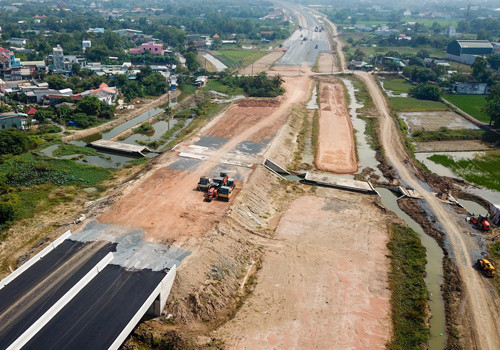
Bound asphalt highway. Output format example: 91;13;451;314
0;240;115;349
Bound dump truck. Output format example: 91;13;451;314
477;258;495;277
468;215;491;231
197;176;212;191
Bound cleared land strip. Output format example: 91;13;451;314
315;82;357;174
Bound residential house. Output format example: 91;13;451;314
53;45;64;72
7;38;27;47
82;40;91;51
81;83;118;105
194;76;208;88
451;82;489;95
113;29;143;37
87;28;105;34
129;42;164;55
0;113;27;129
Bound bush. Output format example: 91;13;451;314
410;83;441;101
0;129;35;155
0;202;14;226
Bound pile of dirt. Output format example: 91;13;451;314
237;99;281;108
315;83;357;174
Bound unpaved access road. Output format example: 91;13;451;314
217;193;391;349
356;71;500;350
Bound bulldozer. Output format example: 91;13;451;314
477;258;495;277
468;215;491;231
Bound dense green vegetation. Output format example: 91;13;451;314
387;224;429;350
0;151;110;233
389;97;449;112
218;72;284;97
53;144;98;157
0;129;36;156
133;122;155;136
443;95;489;123
411;127;499;143
429;151;500;191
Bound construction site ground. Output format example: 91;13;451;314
216;192;391;349
400;111;479;133
43;51;393;348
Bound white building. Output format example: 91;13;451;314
53;45;64;72
82;40;91;51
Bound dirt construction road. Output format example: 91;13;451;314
356;71;500;349
217;194;391;349
97;76;311;245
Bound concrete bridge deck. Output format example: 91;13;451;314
0;229;177;350
90;140;151;156
303;172;378;195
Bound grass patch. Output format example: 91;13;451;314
387;224;429;349
411;127;499;143
203;79;245;96
443;94;489;123
389;97;449;112
178;85;195;101
53;144;98;157
211;49;269;68
289;107;309;170
428;151;500;191
349;75;376;115
382;77;413;95
362;45;445;59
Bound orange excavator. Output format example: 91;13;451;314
468;215;491;231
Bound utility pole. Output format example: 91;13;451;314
251;62;254;76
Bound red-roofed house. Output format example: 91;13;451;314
82;83;118;105
26;107;37;115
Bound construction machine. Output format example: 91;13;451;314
477;258;495;277
218;186;233;202
204;184;218;202
197;176;211;192
467;215;491;231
